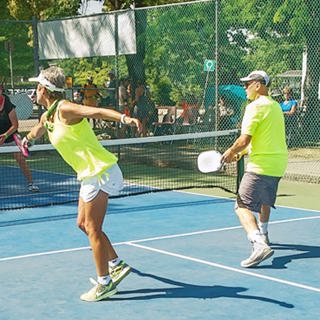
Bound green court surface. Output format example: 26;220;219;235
189;180;320;211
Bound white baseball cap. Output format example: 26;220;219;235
240;70;270;86
29;72;65;92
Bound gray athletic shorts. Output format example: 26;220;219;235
236;172;281;213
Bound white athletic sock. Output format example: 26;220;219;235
258;221;268;235
109;257;121;268
97;275;111;285
247;229;265;244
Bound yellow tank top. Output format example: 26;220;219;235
48;106;117;180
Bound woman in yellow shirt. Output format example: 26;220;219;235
25;66;141;302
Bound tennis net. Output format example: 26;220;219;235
0;130;243;210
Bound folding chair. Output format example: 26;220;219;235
153;106;177;136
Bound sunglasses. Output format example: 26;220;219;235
244;81;257;89
244;80;266;88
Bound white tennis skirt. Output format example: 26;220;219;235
79;164;124;202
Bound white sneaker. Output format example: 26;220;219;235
261;232;270;245
241;242;274;268
80;278;117;302
109;260;131;286
28;183;40;192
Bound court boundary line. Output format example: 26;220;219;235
1;215;319;262
179;190;320;213
127;242;320;293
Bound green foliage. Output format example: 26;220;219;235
103;0;189;11
42;0;80;19
144;2;217;104
242;37;303;77
1;0;81;83
1;0;319;125
0;20;34;82
152;77;175;106
56;57;117;87
7;0;80;20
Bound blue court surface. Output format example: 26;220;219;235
0;166;156;210
0;166;79;209
0;191;319;320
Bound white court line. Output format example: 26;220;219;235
270;215;320;224
1;215;319;263
179;189;320;213
0;226;242;262
0;246;90;261
127;242;320;293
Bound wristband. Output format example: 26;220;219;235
120;114;127;124
4;133;8;139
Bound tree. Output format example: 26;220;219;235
7;0;80;20
223;0;320;139
101;0;189;98
0;1;36;83
1;0;82;82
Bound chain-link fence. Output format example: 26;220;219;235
0;19;36;87
0;0;319;184
0;17;38;133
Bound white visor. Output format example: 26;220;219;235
29;73;65;92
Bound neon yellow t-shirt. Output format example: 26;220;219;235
241;96;288;177
48;108;117;180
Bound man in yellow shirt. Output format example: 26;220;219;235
222;70;288;268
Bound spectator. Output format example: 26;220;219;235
280;86;298;146
81;77;100;108
177;95;199;128
133;81;150;136
0;84;39;192
73;90;82;104
118;78;129;114
145;86;157;133
180;98;190;125
81;77;100;128
218;96;235;130
105;70;116;108
280;86;298;115
118;78;130;137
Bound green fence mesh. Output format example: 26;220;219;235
0;0;319;185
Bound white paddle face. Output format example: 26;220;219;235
9;93;33;120
197;150;223;173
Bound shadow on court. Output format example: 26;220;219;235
0;198;232;227
258;243;320;269
112;268;294;308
